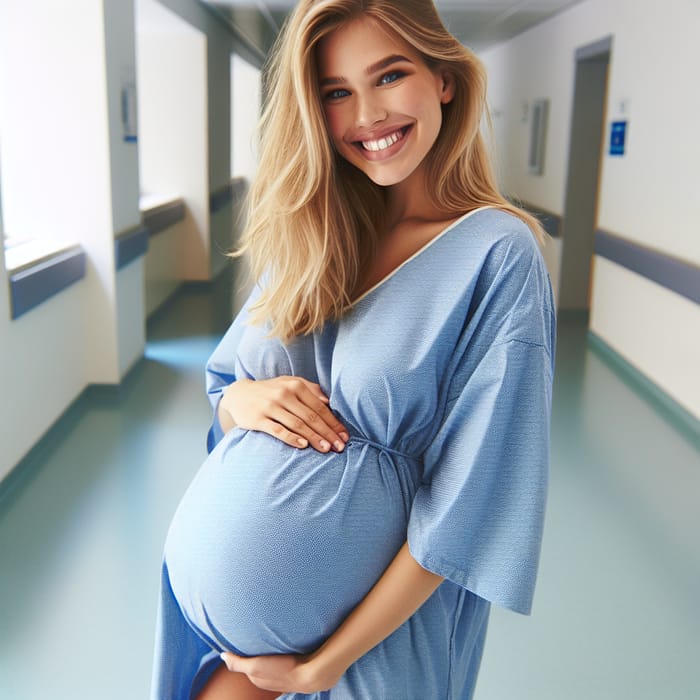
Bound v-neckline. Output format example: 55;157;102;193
349;206;493;307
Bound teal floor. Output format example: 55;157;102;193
0;282;698;699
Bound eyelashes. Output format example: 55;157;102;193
324;88;351;101
322;69;409;102
378;70;405;85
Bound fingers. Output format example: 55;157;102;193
272;378;348;450
253;377;349;453
220;652;245;674
262;403;346;453
289;383;350;449
259;417;310;449
219;652;310;694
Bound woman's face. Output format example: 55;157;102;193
316;16;454;188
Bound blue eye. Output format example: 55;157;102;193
324;88;350;101
379;70;404;85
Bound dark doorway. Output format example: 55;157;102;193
559;37;612;313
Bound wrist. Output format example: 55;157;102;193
299;645;348;693
218;379;249;432
222;377;254;407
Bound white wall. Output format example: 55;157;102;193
116;259;147;378
104;0;142;237
138;0;258;282
591;258;700;418
0;1;103;477
136;9;209;280
1;164;87;478
0;151;88;478
157;0;241;191
0;0;119;384
0;0;262;479
480;0;700;419
144;221;186;316
231;54;261;182
229;54;260;308
0;0;146;478
158;0;261;280
0;271;89;481
106;0;147;378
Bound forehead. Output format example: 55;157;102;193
316;16;416;75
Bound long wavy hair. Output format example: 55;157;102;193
235;0;545;341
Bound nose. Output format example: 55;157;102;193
354;91;387;127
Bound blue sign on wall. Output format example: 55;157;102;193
610;121;627;156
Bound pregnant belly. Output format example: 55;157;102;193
164;429;417;656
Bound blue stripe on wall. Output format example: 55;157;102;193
114;226;149;270
520;201;562;238
209;178;248;215
9;247;86;319
595;230;700;305
209;186;233;214
534;209;561;239
142;200;185;237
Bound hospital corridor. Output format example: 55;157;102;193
1;0;698;698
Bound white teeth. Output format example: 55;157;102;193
361;129;403;152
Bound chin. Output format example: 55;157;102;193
360;164;414;188
371;172;416;188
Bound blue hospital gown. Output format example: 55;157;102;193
151;207;556;699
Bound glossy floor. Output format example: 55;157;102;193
0;284;698;699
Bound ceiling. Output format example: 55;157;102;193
200;0;586;60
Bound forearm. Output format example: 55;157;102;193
219;542;444;693
306;542;444;685
216;380;248;434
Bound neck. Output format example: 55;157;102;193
384;164;451;228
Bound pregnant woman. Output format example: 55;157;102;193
151;1;556;698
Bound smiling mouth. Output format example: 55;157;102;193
357;126;410;152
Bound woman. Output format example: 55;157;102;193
151;1;555;698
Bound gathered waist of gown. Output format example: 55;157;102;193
345;431;421;467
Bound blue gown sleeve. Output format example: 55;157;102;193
407;230;556;615
205;284;262;452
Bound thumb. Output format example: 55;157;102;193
220;652;244;672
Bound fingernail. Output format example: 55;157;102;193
297;437;309;448
339;432;349;442
333;441;344;452
319;439;331;451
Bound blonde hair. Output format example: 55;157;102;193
236;0;545;341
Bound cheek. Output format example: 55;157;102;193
410;82;445;132
323;109;346;148
419;98;444;138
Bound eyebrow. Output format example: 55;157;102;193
319;54;413;87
